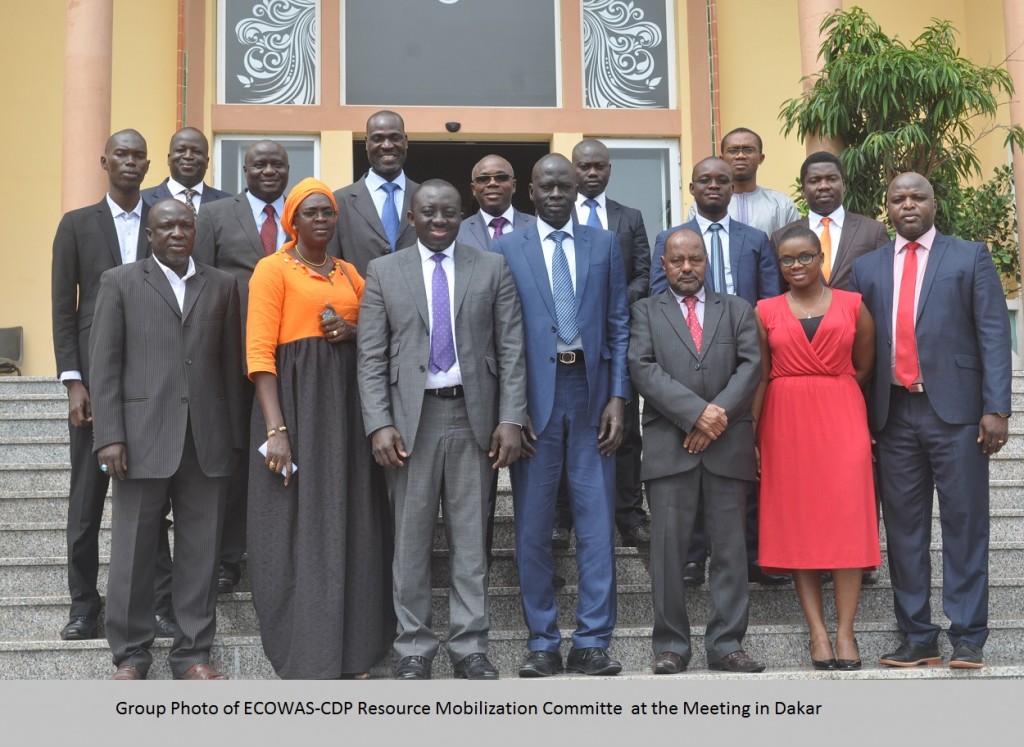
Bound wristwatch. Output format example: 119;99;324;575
996;412;1012;419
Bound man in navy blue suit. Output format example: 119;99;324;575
650;156;784;588
851;172;1011;670
491;154;630;678
141;128;230;212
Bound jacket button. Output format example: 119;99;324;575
551;326;557;333
419;365;425;372
549;357;556;363
185;359;192;365
181;397;188;403
694;364;700;370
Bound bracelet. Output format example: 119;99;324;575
267;425;288;438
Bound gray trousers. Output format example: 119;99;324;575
106;426;227;678
386;393;491;664
648;466;750;664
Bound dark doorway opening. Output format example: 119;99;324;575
351;140;549;218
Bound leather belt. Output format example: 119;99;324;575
557;351;584;365
892;383;925;394
425;385;464;399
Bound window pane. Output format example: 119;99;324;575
583;0;671;109
343;0;557;107
215;137;319;195
606;142;678;239
220;0;320;105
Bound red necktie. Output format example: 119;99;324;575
260;204;277;255
684;295;702;354
895;242;920;388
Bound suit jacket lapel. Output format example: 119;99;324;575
399;247;430;330
469;215;491;249
235;196;266;261
573;229;591;312
658;293;699;359
352;179;389;243
878;243;896;341
181;265;207;322
137;201;151;258
143;258;182;318
96;201;123;266
701;292;724;360
917;233;947;320
830;213;857;285
605;200;622;234
452;245;475;318
523;228;557;320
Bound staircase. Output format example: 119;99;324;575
1;375;1022;679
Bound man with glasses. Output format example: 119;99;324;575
688;128;798;237
457;155;535;252
193;139;291;594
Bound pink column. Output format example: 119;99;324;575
1003;0;1024;291
62;0;113;212
797;0;842;154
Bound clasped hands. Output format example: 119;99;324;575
683;403;727;454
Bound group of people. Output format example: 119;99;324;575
50;110;1011;681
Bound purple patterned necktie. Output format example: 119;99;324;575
489;216;509;238
429;254;456;373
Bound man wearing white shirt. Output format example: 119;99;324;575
141;128;231;213
456;155;535;251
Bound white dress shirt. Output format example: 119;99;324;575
575;192;607;230
808;205;846;275
153;255;197;313
419;242;463;389
105;193;143;265
366;170;408;222
670;286;707;326
244;190;287;251
693;213;735;295
166;177;204;206
536;218;583;352
481;206;516;238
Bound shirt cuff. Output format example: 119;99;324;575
59;371;82;383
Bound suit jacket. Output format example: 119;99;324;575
193;191;282;344
457;209;536;253
771;211;889;291
850;232;1012;431
491;224;630;435
89;257;245;479
141;179;232;209
51;198;151;384
649;218;779;305
357;243;527;453
577;198;651;306
329;174;420;277
628;289;761;483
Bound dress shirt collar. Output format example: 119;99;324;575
105;193;143;220
366;169;407;194
669;286;707;306
895;225;936;253
576;192;607;210
417;241;455;264
694;212;731;233
480;206;515;226
153;254;197;282
244;189;285;220
536;217;575;242
166;177;203;198
808;204;845;229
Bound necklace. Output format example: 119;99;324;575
295;246;328;267
788;285;826;318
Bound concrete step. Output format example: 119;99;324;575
2;621;1023;679
0;464;76;493
0;414;67;440
0;438;71;463
0;378;64;396
990;481;1024;509
0;395;66;418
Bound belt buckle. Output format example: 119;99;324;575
908;383;925;394
558;351;577;365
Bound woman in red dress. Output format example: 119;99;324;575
755;226;880;670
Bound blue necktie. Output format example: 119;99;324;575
428;254;456;373
583;198;602;228
708;222;726;294
380;182;400;251
549;231;579;344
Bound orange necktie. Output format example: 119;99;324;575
820;216;832;282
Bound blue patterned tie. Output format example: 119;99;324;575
583;198;602;228
428;254;456;373
708;222;726;294
549;231;579;344
380;182;401;251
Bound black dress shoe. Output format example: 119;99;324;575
879;640;941;667
949;641;984;669
217;565;239;594
453;653;499;680
619;523;652;547
748;565;791;585
861;570;879;585
653;651;686;674
518;650;563;678
551;527;571;550
552;573;567;589
709;650;766;673
394;655;432;680
566;647;622;676
153;614;178;639
61;616;98;640
812;657;838;670
682;561;705;587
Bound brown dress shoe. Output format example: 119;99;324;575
179;663;228;680
112;665;144;680
653;651;685;674
708;650;766;673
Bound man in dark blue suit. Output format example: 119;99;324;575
491;154;630;678
851;172;1011;670
141;128;230;212
650;156;784;587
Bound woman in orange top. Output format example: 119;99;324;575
246;178;391;679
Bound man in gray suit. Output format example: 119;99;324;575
357;180;527;680
141;127;231;211
771;151;889;291
90;200;245;680
457;154;535;251
628;228;764;674
330;110;419;275
193;139;290;593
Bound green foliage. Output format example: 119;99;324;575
778;7;1024;289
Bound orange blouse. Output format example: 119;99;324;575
246;251;364;379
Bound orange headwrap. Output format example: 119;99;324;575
279;177;339;252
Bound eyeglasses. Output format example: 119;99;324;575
724;146;760;157
297;208;338;220
778;252;821;267
472;173;513;185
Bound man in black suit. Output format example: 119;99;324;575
772;151;889;291
329;110;419;276
91;200;244;680
456;154;535;251
51;129;173;641
141;127;231;212
193;139;290;593
553;138;652;548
